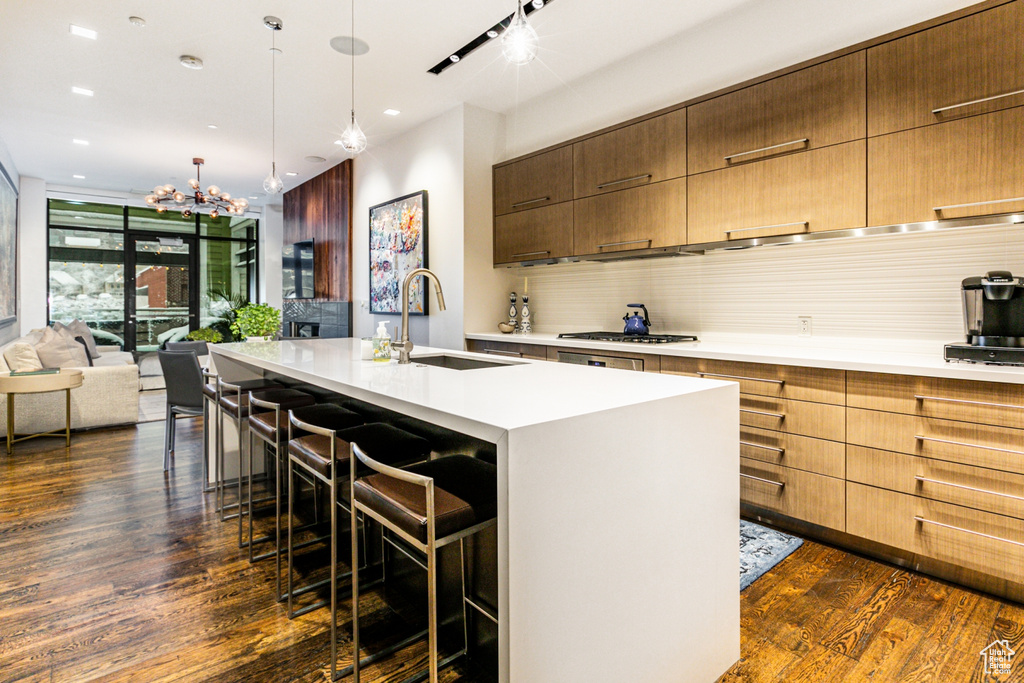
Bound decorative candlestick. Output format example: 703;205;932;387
520;294;532;334
508;292;518;331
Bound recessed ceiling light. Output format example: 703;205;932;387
304;155;326;163
72;86;94;97
248;196;258;200
69;24;97;40
285;172;297;177
179;55;204;70
128;16;146;27
73;174;85;179
207;124;218;129
73;138;89;146
383;109;400;116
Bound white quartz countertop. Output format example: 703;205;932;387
211;338;730;440
465;331;1024;384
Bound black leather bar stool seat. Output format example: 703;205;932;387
202;382;218;399
249;401;358;442
220;385;304;419
353;454;497;543
214;378;283;518
289;422;432;479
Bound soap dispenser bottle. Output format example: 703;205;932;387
373;321;391;362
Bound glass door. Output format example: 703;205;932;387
125;235;198;353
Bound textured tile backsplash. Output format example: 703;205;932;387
282;301;352;339
509;225;1024;346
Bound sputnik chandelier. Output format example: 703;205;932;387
146;158;248;219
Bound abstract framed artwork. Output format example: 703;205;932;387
0;160;17;328
369;190;428;315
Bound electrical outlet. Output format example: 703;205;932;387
798;316;812;337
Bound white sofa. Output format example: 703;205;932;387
0;337;140;434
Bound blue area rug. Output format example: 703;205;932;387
740;520;804;591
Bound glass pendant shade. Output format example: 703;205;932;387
263;163;284;194
340;114;367;154
501;1;539;65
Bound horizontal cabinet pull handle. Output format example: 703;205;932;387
933;196;1024;214
741;408;786;420
740;440;785;454
741;472;786;488
510;250;550;258
510;196;550;208
724;221;808;236
915;435;1024;457
931;87;1024;115
483;349;522;357
596;174;651;189
699;372;785;385
914;515;1024;549
914;475;1024;503
724;138;809;162
915;394;1024;411
596;238;652;249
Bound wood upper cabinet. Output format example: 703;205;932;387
688;52;866;175
868;1;1024;137
573;178;686;255
572;108;686;199
493;146;573;216
868;106;1024;225
687;140;866;243
493;202;573;265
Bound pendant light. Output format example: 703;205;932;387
501;0;539;66
339;0;367;154
262;16;284;194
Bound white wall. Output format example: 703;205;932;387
16;177;47;335
260;202;283;309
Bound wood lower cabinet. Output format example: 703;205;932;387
689;52;866;175
740;395;845;442
741;426;845;479
465;339;547;360
573;108;686;199
867;1;1024;137
687;140;866;243
493;202;573;265
868;106;1024;225
662;356;845;405
741;458;845;531
572;178;686;255
493;146;573;216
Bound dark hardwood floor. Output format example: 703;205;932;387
1;419;1020;682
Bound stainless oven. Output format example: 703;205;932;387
556;351;644;371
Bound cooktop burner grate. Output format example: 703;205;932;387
558;331;698;344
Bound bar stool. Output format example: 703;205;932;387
201;370;218;493
250;402;363;601
350;448;498;683
215;377;283;520
245;390;317;562
288;419;432;679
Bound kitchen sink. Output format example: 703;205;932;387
411;354;522;371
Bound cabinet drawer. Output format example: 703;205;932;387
867;1;1024;136
545;346;661;374
465;340;547;361
848;371;1024;429
687;140;866;244
847;407;1024;475
573;178;686;255
847;482;1024;587
848;445;1024;521
573;108;686;199
493;202;573;265
868;107;1024;225
740;395;845;442
740;458;845;531
493;146;573;216
663;358;845;405
689;52;866;174
741;426;845;479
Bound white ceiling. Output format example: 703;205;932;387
0;0;979;208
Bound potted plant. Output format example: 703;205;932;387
186;327;223;344
231;303;282;342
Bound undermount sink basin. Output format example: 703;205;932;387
411;354;522;371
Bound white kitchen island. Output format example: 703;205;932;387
210;338;740;683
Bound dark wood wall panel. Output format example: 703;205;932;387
283;160;352;301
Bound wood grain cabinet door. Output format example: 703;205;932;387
867;1;1024;137
493;202;573;265
573;178;686;255
493;146;573;216
688;140;866;243
688;52;866;175
868;107;1024;225
572;108;686;199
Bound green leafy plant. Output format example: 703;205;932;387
207;287;249;341
231;303;282;339
186;327;223;343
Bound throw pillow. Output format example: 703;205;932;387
35;326;89;369
65;319;100;359
74;337;95;367
3;342;44;372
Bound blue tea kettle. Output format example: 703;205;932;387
622;303;651;335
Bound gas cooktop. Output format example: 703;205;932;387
558;331;698;344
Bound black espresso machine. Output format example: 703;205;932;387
945;271;1024;365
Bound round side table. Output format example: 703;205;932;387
0;369;84;454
